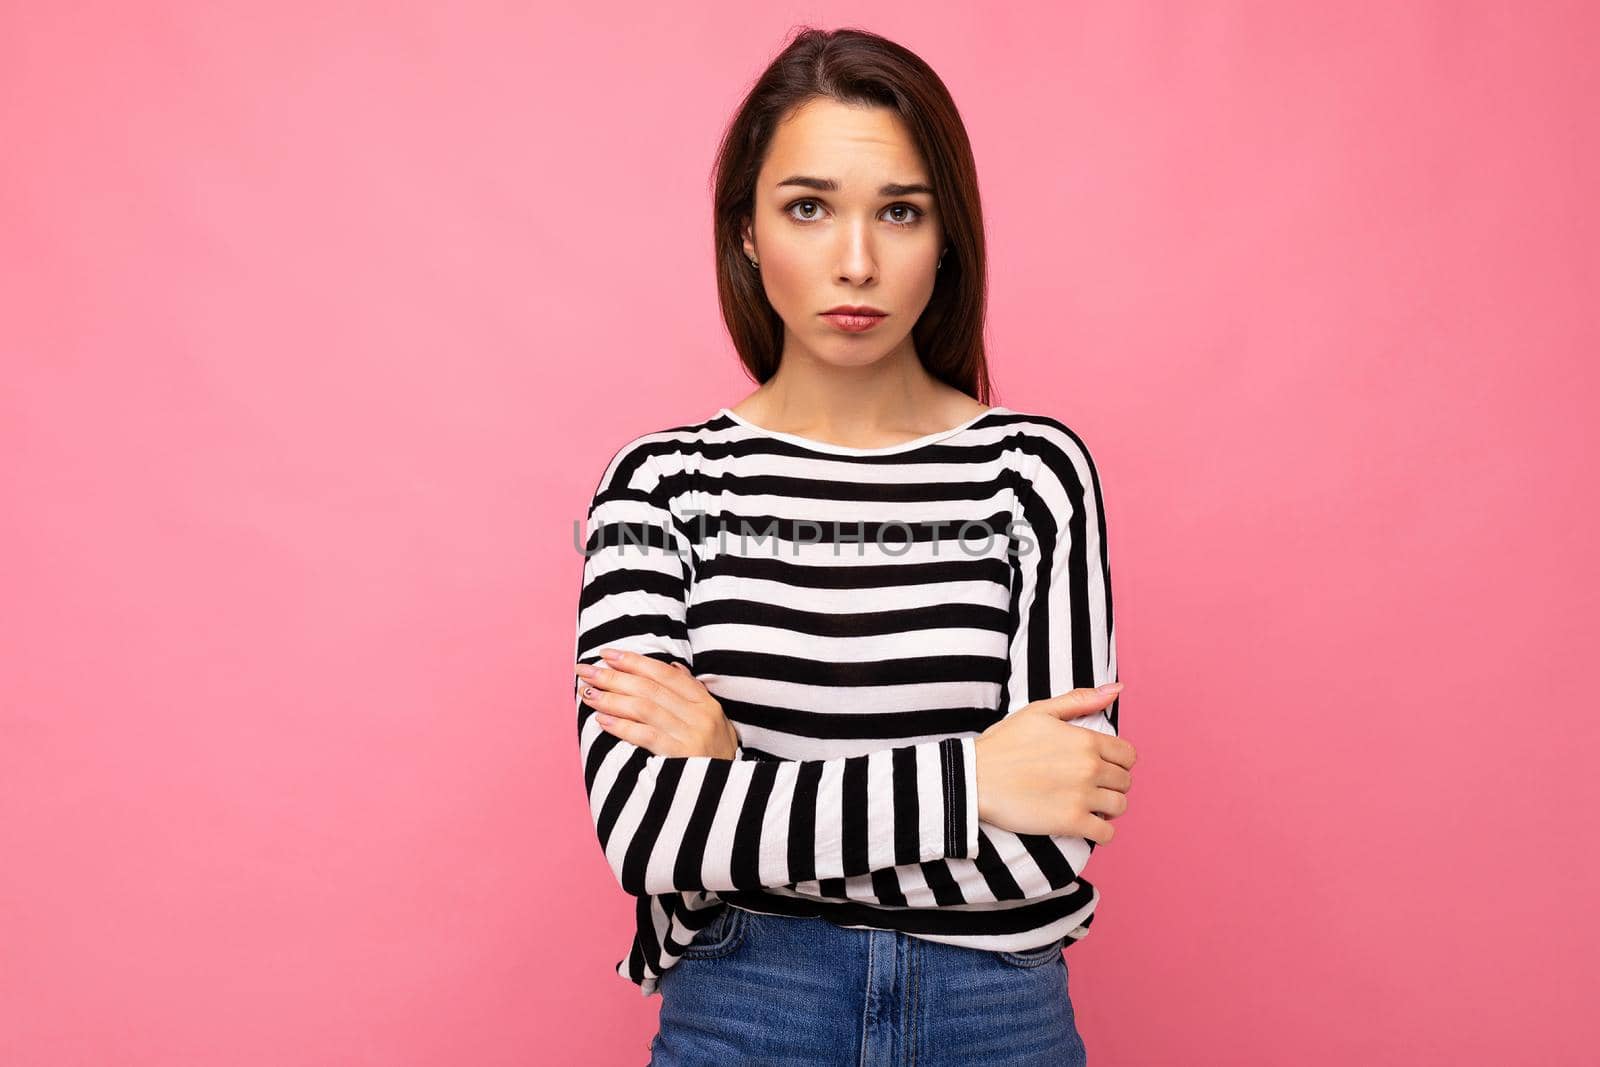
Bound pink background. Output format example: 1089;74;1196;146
3;3;1595;1064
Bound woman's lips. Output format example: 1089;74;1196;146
820;312;886;332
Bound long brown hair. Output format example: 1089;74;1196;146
711;27;994;404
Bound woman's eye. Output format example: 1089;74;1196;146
785;200;924;227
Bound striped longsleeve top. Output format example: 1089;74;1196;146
573;404;1120;996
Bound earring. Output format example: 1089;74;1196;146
748;256;759;268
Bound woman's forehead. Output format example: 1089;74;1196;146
763;101;928;191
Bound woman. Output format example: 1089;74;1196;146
572;27;1135;1065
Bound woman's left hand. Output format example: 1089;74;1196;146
576;648;740;759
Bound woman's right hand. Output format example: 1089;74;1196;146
972;684;1136;843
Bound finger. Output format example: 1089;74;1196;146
1040;684;1123;722
1089;787;1129;819
576;678;613;713
1096;734;1138;770
597;647;705;704
577;675;671;732
576;658;691;725
1095;763;1133;793
590;709;666;755
1080;813;1115;845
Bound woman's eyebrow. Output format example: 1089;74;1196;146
776;175;933;196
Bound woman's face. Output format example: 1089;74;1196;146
743;98;945;368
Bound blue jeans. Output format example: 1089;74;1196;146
649;906;1088;1066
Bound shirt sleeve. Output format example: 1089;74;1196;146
776;422;1121;907
967;422;1121;892
574;438;981;898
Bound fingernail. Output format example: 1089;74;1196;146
1096;682;1124;694
600;648;622;662
583;686;597;698
595;712;612;726
576;664;597;679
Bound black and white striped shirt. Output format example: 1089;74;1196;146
573;404;1120;995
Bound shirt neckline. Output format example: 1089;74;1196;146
715;405;1009;457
